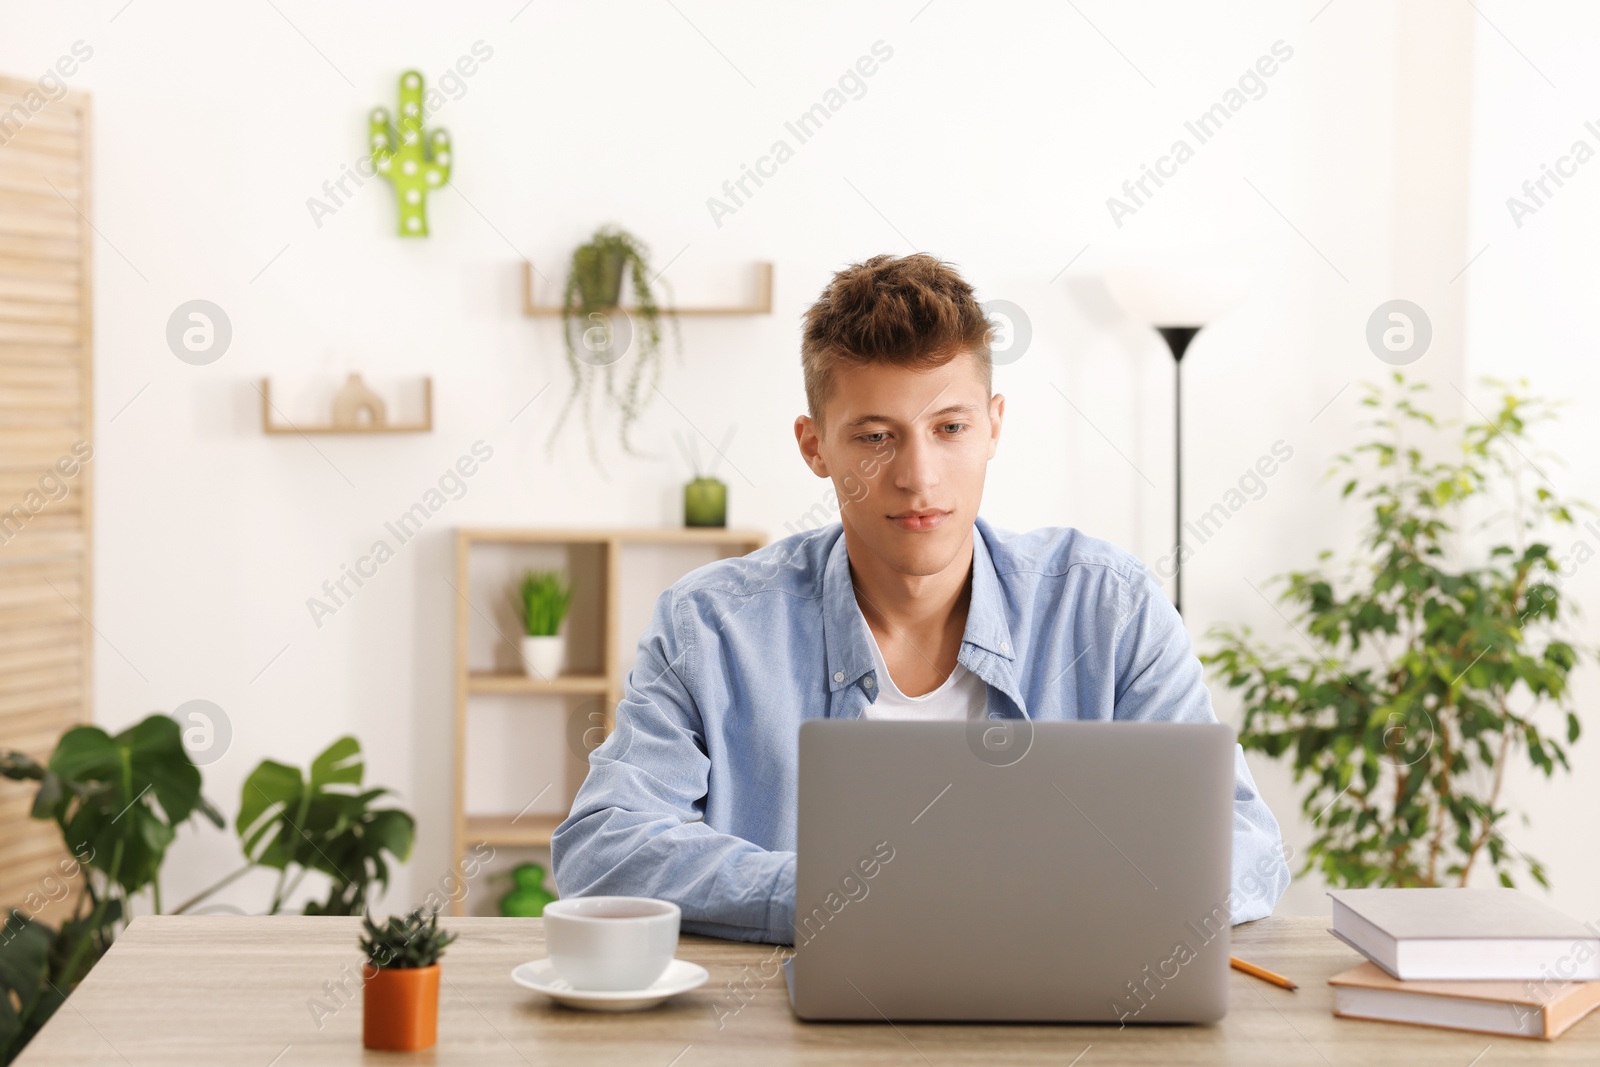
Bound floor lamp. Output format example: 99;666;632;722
1103;270;1249;617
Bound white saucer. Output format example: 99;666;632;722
510;958;709;1012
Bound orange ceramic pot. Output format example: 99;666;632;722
362;962;440;1051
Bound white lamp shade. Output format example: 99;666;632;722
1103;268;1252;327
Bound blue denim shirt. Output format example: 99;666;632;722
551;516;1290;944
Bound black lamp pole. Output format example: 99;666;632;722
1156;326;1200;617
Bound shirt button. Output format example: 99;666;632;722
833;671;845;682
1000;641;1010;653
864;676;875;689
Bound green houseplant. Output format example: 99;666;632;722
360;906;457;1051
0;716;223;1063
1203;374;1588;891
512;569;573;680
546;225;682;467
225;736;416;917
0;722;414;1065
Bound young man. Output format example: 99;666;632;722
551;253;1290;944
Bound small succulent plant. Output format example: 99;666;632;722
361;906;458;970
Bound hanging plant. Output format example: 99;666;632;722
545;225;682;467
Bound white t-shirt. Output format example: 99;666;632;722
861;627;989;720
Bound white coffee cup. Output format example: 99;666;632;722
543;896;680;991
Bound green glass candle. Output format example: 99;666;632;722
684;476;728;527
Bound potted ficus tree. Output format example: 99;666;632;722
545;225;682;467
361;906;457;1052
1203;374;1589;891
512;570;572;679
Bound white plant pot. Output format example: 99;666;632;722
521;635;566;680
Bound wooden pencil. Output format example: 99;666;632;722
1231;955;1298;990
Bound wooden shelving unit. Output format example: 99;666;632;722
466;672;610;696
463;813;566;848
520;260;773;317
450;526;767;915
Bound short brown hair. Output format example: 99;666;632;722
801;253;994;423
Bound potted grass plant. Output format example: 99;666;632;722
512;570;572;679
361;906;457;1052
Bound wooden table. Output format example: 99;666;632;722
17;915;1600;1064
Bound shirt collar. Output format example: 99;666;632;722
821;517;1017;694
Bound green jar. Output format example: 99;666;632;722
684;477;728;527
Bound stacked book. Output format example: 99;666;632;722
1327;888;1600;1040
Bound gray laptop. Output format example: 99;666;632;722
787;720;1235;1023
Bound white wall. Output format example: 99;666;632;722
1462;4;1600;927
3;0;1590;923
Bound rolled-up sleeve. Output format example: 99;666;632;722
550;586;797;944
1109;566;1291;923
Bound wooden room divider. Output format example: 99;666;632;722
0;73;95;923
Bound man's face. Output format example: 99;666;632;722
795;351;1003;577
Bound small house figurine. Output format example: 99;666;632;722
331;373;387;428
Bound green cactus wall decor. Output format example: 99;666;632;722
368;71;451;237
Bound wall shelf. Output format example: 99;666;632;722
457;525;770;546
520;260;773;317
259;377;433;435
451;526;768;914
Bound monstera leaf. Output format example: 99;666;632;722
236;736;415;915
1;720;414;1066
0;714;221;1065
29;716;222;897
